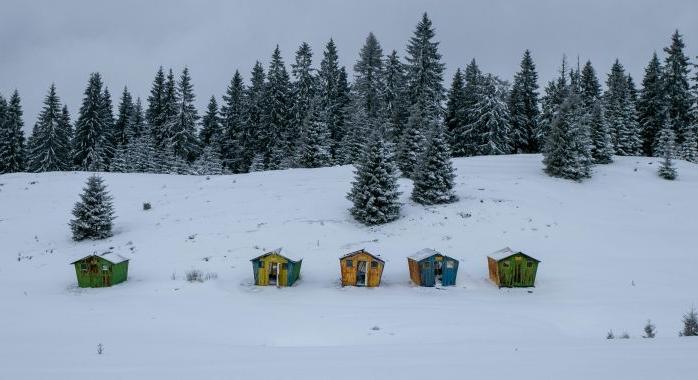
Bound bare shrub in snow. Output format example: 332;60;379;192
186;269;203;282
97;343;104;355
606;330;614;339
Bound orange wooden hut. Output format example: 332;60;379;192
339;249;384;287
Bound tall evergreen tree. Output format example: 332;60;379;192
199;96;222;147
404;12;446;127
114;87;135;148
291;42;316;147
604;60;641;155
638;53;667;156
347;136;401;225
246;62;266;162
170;67;199;162
0;90;26;173
73;73;108;171
100;86;116;167
580;60;602;111
27;85;72;172
397;103;427;178
263;46;293;169
318;39;350;161
589;101;614;164
221;71;249;173
508;50;540;153
539;56;569;145
296;97;331;168
383;50;409;142
69;175;115;241
338;98;369;165
445;68;466;144
146;67;167;144
193;145;224;175
354;33;384;123
127;98;145;142
663;30;692;144
656;121;677;180
466;74;511;156
451;59;483;156
542;92;593;181
411;124;457;205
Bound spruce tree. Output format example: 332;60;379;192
100;87;116;167
539;57;569;145
291;42;316;147
445;68;466;145
170;67;199;162
604;60;641;155
383;50;409;143
580;60;602;111
467;74;511;156
508;50;540;153
318;39;350;161
73;73;108;171
109;143;131;172
146;67;167;145
411;124;457;205
638;53;667;156
27;85;72;172
263;46;292;169
347;136;401;225
663;30;692;144
221;70;250;173
296;97;331;168
354;33;385;123
680;307;698;337
679;126;697;162
69;175;115;241
404;12;445;127
199;96;222;147
0;90;26;173
451;59;482;156
193;146;224;175
114;87;135;147
397;103;426;178
643;320;656;338
338;98;370;165
589;101;614;164
247;62;266;164
127;98;145;142
542;92;593;181
656;121;677;180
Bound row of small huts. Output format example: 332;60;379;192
71;247;540;289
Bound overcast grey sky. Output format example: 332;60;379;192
1;0;696;130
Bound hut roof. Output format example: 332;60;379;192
70;252;130;265
408;248;445;261
488;247;540;262
250;248;302;263
340;249;384;263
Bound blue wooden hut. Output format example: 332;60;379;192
407;249;459;287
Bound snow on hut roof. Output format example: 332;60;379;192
70;251;130;265
488;247;540;262
340;249;384;263
250;248;302;262
408;248;443;261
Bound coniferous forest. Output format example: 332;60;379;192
1;13;697;183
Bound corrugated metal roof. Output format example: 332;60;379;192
408;248;442;261
339;249;384;263
488;247;540;262
250;248;302;262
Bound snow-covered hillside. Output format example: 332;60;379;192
1;154;697;379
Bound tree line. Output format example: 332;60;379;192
1;14;697;181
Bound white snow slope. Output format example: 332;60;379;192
1;155;697;379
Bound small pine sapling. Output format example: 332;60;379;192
679;307;698;337
642;320;656;338
69;175;116;241
606;330;615;339
656;124;677;180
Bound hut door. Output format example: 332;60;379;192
421;261;435;287
434;259;443;284
356;261;368;286
512;257;524;286
269;262;279;286
101;265;111;287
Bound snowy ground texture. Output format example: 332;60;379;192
1;154;697;379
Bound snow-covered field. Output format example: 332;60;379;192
1;154;697;379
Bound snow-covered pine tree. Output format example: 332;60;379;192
249;153;265;172
539;56;569;145
411;124;457;205
169;67;199;162
542;91;593;181
680;307;698;337
146;67;167;147
404;12;445;129
663;30;692;145
638;53;667;156
199;96;222;147
291;42;317;149
127;98;145;142
508;50;540;153
445;68;466;147
69;175;115;241
643;320;656;338
347;135;401;225
246;62;266;165
130;133;158;173
451;59;482;156
114;87;135;148
221;70;250;173
193;145;224;175
318;39;350;162
679;126;697;162
580;60;602;111
383;50;409;143
0;90;26;173
296;97;331;168
604;60;641;155
263;46;293;169
589;101;614;164
656;121;678;180
467;74;512;156
397;103;426;178
354;33;385;124
109;142;131;172
338;98;370;165
27;85;72;172
73;73;108;171
100;87;116;168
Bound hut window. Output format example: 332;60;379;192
371;261;378;268
446;261;455;269
80;263;87;271
527;261;534;268
102;265;109;272
503;261;510;267
346;260;353;268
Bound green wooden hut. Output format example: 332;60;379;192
70;252;129;288
250;249;302;287
487;247;540;288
